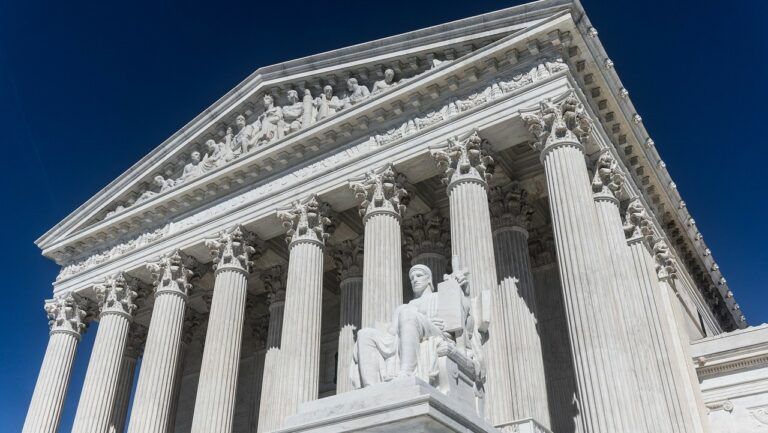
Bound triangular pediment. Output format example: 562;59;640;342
37;1;575;263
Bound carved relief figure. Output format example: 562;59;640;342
301;89;316;127
314;85;344;121
179;151;202;182
234;114;257;154
371;68;397;94
136;175;175;204
343;77;371;108
282;90;306;134
200;138;235;173
254;94;285;145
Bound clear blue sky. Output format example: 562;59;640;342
0;0;765;431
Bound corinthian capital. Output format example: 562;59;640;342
489;183;535;231
44;293;87;337
349;164;409;219
261;265;287;305
278;194;334;246
652;239;678;281
124;323;148;358
431;130;495;187
205;225;259;273
147;250;196;297
623;198;655;240
592;151;625;199
94;272;138;317
331;238;364;281
521;91;593;151
402;210;450;259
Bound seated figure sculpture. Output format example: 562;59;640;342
351;259;486;414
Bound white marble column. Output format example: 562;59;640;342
403;210;451;287
71;273;138;433
431;131;513;426
623;200;698;433
22;294;87;433
110;325;146;433
332;238;364;394
274;194;333;425
190;226;258;433
127;250;196;433
488;184;550;429
167;312;201;433
256;265;287;432
263;265;286;349
350;163;408;328
521;93;642;433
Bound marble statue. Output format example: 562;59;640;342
254;94;285;146
282;90;305;134
315;85;344;121
179;151;202;183
344;77;371;108
136;175;175;204
351;260;485;395
200;138;235;173
234;114;258;154
301;89;316;128
372;68;397;94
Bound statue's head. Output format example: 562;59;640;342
206;139;216;150
190;151;201;162
347;78;358;91
153;175;165;186
409;264;433;297
384;68;395;82
263;94;274;107
287;89;299;103
323;85;333;98
236;114;246;128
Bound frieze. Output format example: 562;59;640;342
56;57;567;282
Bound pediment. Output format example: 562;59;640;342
37;3;576;264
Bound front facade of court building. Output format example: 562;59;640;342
23;1;768;433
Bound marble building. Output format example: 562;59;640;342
23;1;766;432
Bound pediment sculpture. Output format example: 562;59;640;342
351;257;486;415
102;60;450;221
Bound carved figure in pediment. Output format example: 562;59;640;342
200;137;235;173
179;151;202;182
282;90;305;134
343;77;371;108
105;204;126;219
254;94;285;146
136;175;175;204
314;85;344;121
234;115;258;154
301;89;316;127
372;68;397;95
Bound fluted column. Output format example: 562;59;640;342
403;210;451;286
190;226;258;433
167;312;201;433
431;130;513;426
263;265;287;349
488;184;550;429
110;325;146;433
273;194;333;426
257;265;288;432
521;92;642;433
22;294;87;433
623;203;696;433
127;250;196;433
71;273;138;433
332;238;364;393
350;163;408;328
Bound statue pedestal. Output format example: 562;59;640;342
278;376;499;433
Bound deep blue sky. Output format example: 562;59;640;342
1;0;765;431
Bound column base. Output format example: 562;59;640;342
496;418;552;433
278;376;499;433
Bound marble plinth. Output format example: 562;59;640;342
279;377;499;433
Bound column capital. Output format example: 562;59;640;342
278;194;334;247
147;249;197;298
592;151;625;202
349;164;409;221
205;225;260;274
623;198;656;241
402;210;450;259
431;130;494;189
94;272;138;318
331;238;364;281
652;238;678;281
261;265;287;307
44;293;87;338
489;183;534;232
521;91;593;157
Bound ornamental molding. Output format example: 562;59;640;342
44;293;87;336
402;210;451;259
93;272;139;317
349;163;410;219
489;183;535;231
278;194;334;246
205;225;259;273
